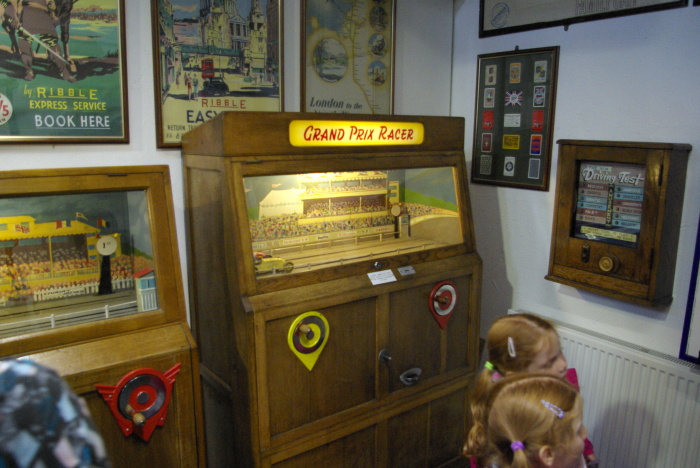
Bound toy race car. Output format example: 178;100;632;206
254;254;294;274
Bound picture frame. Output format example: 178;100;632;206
0;0;129;144
151;0;284;148
471;46;559;191
680;214;700;365
301;0;395;115
479;0;688;38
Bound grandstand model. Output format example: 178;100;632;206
298;171;389;221
0;201;154;313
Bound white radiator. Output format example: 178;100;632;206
552;320;700;468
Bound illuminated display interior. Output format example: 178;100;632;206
244;167;462;276
0;190;157;338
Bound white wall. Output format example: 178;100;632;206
452;0;700;356
0;1;455;322
12;1;696;359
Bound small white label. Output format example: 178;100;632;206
398;266;416;276
368;270;397;285
504;113;521;127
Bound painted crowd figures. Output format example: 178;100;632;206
0;190;158;338
245;168;461;277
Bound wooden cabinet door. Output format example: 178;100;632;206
262;297;377;440
386;275;472;394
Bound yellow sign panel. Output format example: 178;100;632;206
289;120;424;147
502;134;520;150
580;226;637;243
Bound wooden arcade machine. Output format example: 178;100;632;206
0;166;205;467
182;112;482;467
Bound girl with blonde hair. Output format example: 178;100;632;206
464;313;595;466
479;373;587;468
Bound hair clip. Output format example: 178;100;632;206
511;441;525;452
541;400;565;418
484;361;502;382
507;337;517;358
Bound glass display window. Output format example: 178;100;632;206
0;191;157;339
0;166;186;352
573;160;646;249
244;166;463;277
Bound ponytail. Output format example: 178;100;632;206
463;363;503;461
486;374;582;468
509;440;531;468
465;314;562;465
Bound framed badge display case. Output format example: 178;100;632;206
546;140;691;306
0;166;205;467
471;46;559;191
182;112;482;467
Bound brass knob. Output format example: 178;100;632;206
436;294;451;305
298;323;314;340
598;254;620;273
125;404;146;426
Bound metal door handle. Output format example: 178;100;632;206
399;368;422;386
378;349;392;364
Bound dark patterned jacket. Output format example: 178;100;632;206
0;359;111;468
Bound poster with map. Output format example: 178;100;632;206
302;0;394;115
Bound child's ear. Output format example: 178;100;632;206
538;445;555;466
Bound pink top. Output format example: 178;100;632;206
566;368;595;458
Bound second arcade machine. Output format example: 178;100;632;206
182;112;482;467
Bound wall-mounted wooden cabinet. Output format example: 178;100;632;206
182;112;481;467
546;139;691;306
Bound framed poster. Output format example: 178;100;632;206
0;0;128;144
301;0;394;115
680;214;700;365
471;46;558;190
151;0;283;148
480;0;688;37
